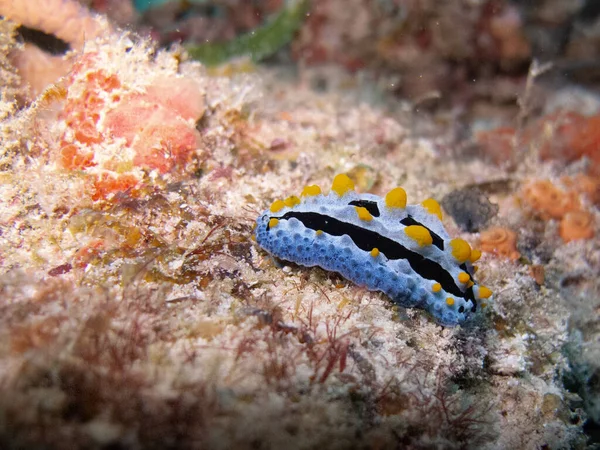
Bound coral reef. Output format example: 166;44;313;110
0;1;598;449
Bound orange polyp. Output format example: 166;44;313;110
559;210;595;242
480;226;520;260
521;179;579;220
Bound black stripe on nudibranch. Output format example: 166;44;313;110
459;262;477;307
272;211;465;298
348;200;380;217
400;216;444;250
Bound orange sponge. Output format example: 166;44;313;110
105;99;201;174
91;173;139;202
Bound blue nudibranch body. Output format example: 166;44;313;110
255;174;492;326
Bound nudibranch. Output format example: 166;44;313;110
254;174;492;326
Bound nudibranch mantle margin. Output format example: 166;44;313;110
254;174;492;326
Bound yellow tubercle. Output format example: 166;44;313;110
432;283;442;293
355;206;373;221
370;248;380;258
446;297;455;306
331;174;355;196
268;218;279;228
450;238;471;263
270;199;285;213
316;230;323;236
469;249;482;263
284;195;301;208
385;187;407;209
421;198;443;220
478;286;492;299
404;225;433;247
458;272;470;283
301;185;321;197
